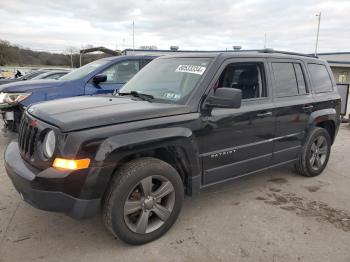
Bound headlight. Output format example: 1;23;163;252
3;92;31;105
43;130;56;158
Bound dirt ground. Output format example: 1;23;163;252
0;124;350;262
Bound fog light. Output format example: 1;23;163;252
52;158;90;170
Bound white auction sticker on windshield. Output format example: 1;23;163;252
175;65;206;75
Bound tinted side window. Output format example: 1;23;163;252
218;63;266;99
101;60;140;83
308;63;333;93
293;64;307;94
272;62;298;97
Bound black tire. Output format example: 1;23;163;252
295;127;331;177
103;157;184;245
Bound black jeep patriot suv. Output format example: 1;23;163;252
5;50;341;245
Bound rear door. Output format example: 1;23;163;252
85;59;141;95
270;59;315;164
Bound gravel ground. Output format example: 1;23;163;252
0;123;350;262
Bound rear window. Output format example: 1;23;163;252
308;63;333;93
272;63;299;97
272;62;308;97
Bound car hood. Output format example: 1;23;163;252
0;79;65;92
28;96;191;132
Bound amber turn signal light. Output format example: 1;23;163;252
52;158;90;170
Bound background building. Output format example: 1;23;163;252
318;52;350;84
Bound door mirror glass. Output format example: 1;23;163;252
93;74;107;84
207;87;242;108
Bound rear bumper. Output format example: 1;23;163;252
5;141;101;219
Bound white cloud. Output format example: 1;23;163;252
0;0;349;53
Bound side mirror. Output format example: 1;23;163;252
207;87;242;108
93;74;107;84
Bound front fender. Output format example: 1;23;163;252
93;127;202;194
20;81;84;107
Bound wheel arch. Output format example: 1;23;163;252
307;108;340;144
95;127;201;197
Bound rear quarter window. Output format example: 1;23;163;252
308;63;333;93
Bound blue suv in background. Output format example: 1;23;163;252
0;55;155;130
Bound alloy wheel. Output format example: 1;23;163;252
309;135;328;171
124;175;175;234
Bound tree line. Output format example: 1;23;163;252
0;40;112;67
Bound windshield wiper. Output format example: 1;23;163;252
117;91;154;102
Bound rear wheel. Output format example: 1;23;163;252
103;157;184;245
295;127;331;177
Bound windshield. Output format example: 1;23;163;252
118;58;211;104
60;59;110;81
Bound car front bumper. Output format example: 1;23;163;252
4;141;101;219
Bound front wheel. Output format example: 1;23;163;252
103;158;184;245
295;127;331;177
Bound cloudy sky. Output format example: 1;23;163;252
0;0;349;53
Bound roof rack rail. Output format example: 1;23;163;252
259;48;318;58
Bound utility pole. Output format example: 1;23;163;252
264;33;267;49
132;21;135;53
79;50;84;68
315;12;321;56
70;50;73;68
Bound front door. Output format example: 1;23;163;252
198;59;276;185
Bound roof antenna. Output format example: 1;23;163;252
315;12;322;56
